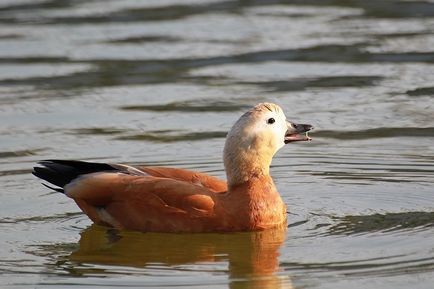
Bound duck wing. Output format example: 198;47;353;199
33;160;223;232
135;166;227;193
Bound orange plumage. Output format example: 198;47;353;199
33;103;312;232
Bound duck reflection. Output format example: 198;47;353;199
70;224;293;289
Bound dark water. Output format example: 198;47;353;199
1;1;434;288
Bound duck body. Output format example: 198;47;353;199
33;103;312;233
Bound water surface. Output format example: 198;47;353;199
1;1;433;288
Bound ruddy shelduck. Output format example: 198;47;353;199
33;103;313;233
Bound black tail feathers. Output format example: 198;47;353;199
32;160;118;193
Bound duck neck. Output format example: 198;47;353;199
223;145;274;188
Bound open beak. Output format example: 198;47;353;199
284;121;313;144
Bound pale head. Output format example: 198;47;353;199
223;103;312;186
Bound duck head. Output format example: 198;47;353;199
223;103;313;186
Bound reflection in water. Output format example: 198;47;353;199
68;225;292;289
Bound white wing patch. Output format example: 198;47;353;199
110;163;150;176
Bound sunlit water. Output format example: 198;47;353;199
0;1;433;288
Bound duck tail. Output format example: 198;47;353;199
32;160;118;193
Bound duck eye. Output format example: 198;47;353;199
267;118;275;124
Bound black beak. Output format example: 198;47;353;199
285;122;313;144
293;123;313;134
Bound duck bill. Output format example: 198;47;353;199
284;122;313;144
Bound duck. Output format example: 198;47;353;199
33;103;313;233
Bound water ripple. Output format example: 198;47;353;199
314;127;434;139
328;212;434;235
116;130;227;142
120;100;249;112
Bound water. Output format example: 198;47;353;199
0;0;433;288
